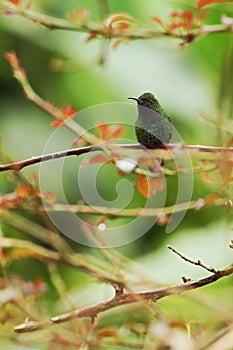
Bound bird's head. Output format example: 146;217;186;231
128;92;159;110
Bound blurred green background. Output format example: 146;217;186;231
0;0;232;348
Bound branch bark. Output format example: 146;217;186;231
0;0;232;42
0;143;233;172
14;261;233;333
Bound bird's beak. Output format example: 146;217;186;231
128;97;142;104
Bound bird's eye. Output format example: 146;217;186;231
149;99;154;104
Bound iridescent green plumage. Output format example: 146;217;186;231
129;92;172;148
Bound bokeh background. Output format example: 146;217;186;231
0;0;232;348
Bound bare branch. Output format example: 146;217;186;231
0;143;233;172
0;216;125;285
46;197;231;217
167;245;219;274
14;262;233;333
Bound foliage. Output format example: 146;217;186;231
0;0;233;349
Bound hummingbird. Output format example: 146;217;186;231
129;92;172;149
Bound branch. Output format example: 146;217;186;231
167;245;219;273
14;261;233;333
0;213;125;285
46;197;230;217
0;145;95;171
0;1;232;43
4;51;100;145
0;143;233;172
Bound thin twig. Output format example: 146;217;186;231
45;197;230;217
0;143;233;172
0;225;125;285
167;245;219;273
0;1;232;42
14;262;233;333
4;51;101;145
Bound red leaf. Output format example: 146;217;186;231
86;30;99;43
112;38;123;49
137;174;164;198
169;22;184;31
182;9;194;22
226;136;233;147
4;51;19;67
16;184;32;198
50;120;64;127
109;124;124;138
217;157;233;186
61;103;76;117
42;191;56;204
23;279;47;294
95;123;124;139
169;10;181;17
137;175;150;197
204;193;218;205
196;0;232;10
0;193;21;209
8;0;20;4
96;122;109;137
198;10;209;20
81;154;110;167
50;103;76;127
67;8;90;23
151;16;164;26
81;220;95;235
201;173;214;183
152;177;164;191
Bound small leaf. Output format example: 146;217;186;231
67;7;90;24
61;103;76;118
196;0;233;10
97;326;119;338
226;136;233;147
217;157;233;186
152;177;164;191
4;51;19;67
0;193;21;209
81;154;110;167
201;173;214;183
43;191;56;204
96;122;109;137
110;124;124;138
137;174;164;198
16;184;32;198
182;9;194;21
151;16;164;26
204;193;218;205
50;120;64;127
137;175;151;197
112;38;128;49
86;30;99;43
95;122;124;139
81;220;95;235
8;0;20;4
50;103;76;127
22;278;47;294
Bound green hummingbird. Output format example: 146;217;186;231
129;92;172;148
